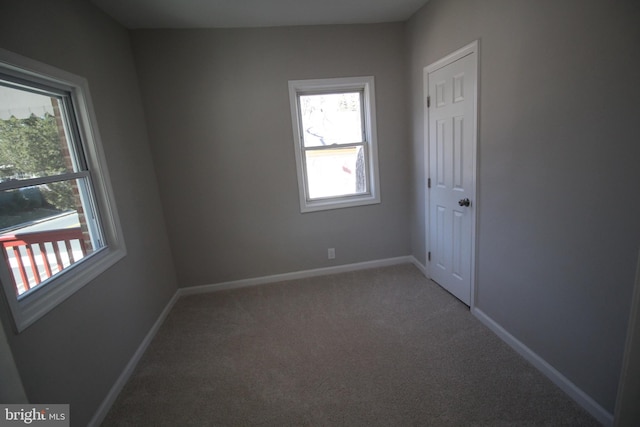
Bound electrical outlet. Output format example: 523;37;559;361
328;248;336;260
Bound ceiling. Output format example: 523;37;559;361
89;0;430;29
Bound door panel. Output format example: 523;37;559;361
427;47;476;306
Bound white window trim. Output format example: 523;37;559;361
288;76;381;213
0;48;126;332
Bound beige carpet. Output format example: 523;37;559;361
103;264;600;426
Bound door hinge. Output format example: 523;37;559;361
428;251;431;261
427;95;431;108
427;178;431;188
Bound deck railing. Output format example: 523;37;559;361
0;228;87;296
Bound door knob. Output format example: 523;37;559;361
458;198;471;207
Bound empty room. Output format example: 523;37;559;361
0;0;639;426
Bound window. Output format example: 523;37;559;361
0;49;125;332
288;76;380;212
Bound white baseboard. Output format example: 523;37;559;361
179;256;416;296
473;307;614;427
88;292;180;427
409;255;428;277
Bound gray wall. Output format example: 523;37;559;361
131;24;410;287
0;0;177;425
2;0;637;423
407;0;640;414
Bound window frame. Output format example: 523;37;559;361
288;76;381;213
0;48;126;332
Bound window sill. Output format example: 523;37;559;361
10;245;126;332
301;193;381;213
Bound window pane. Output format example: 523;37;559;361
305;146;366;199
0;84;77;181
0;180;101;297
299;92;363;147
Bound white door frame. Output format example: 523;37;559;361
424;40;479;309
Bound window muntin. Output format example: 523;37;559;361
289;77;380;212
0;48;125;332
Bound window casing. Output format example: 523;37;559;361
0;49;125;332
288;76;380;212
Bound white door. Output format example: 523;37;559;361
426;42;477;306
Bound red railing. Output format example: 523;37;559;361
0;228;87;296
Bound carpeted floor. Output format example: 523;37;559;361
103;264;600;426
